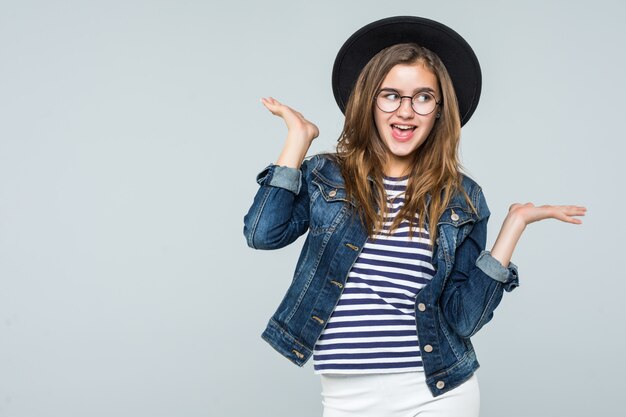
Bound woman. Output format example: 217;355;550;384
244;16;585;417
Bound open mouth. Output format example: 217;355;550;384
391;124;417;131
390;124;417;140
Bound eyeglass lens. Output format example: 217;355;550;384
376;90;438;115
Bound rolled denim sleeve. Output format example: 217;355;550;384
256;164;302;195
476;250;520;292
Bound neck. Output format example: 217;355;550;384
383;160;411;178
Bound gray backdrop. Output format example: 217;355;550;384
1;0;624;416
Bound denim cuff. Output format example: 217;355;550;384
476;250;520;292
256;164;302;195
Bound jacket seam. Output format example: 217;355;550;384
284;205;345;324
473;186;483;219
268;318;309;348
247;186;272;249
430;348;475;379
437;306;462;360
468;281;501;338
311;157;346;189
283;157;319;323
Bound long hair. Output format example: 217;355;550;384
334;43;476;249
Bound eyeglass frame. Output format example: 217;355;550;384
373;88;443;116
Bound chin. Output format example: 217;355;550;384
387;141;424;157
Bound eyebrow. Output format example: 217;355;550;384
380;87;437;94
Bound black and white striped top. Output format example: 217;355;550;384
313;175;435;374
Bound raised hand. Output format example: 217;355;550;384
261;97;319;143
490;202;587;269
260;96;320;169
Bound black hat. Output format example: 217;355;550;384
332;16;482;126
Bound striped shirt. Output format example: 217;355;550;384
313;175;435;374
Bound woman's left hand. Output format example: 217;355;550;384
507;203;587;227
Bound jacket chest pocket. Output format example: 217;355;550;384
436;207;478;261
309;177;354;236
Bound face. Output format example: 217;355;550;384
373;63;441;176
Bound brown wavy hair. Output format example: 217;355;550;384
333;43;476;248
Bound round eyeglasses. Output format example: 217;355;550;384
374;89;442;115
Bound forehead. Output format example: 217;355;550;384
380;63;439;93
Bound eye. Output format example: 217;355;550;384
414;93;433;103
381;92;400;101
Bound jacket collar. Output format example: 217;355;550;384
312;154;473;215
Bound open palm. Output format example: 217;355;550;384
509;203;587;226
260;96;319;142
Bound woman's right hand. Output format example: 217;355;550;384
261;97;319;142
261;96;319;168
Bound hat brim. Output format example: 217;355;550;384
332;16;482;127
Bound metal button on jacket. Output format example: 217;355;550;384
451;211;460;221
328;189;337;197
417;303;426;312
423;344;433;353
436;381;445;389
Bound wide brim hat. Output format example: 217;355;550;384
332;16;482;126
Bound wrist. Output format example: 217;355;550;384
276;141;309;169
504;211;527;232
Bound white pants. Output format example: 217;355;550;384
320;371;480;417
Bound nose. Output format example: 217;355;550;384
397;97;415;118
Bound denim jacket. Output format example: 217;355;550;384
243;154;519;397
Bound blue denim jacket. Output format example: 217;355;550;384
243;154;519;397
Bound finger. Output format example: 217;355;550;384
261;97;281;107
260;97;275;108
261;97;288;117
558;210;585;224
263;97;301;117
262;97;280;107
565;206;587;216
261;98;273;110
261;100;279;115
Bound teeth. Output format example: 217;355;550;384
392;124;415;130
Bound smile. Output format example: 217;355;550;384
391;124;416;131
391;124;416;141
